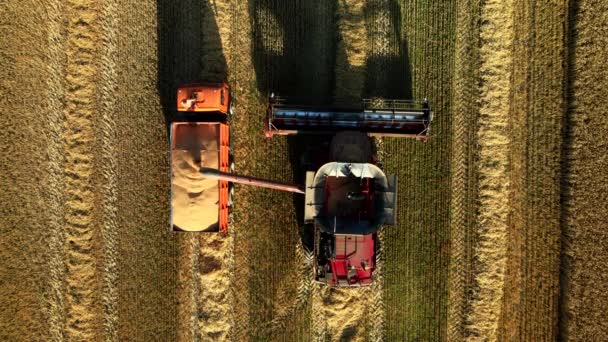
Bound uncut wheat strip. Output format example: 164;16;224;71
390;1;454;339
114;0;178;338
261;146;300;340
465;0;514;340
384;4;408;338
448;2;475;337
41;1;68;340
266;3;336;335
97;0;120;339
62;1;104;340
411;4;426;335
385;4;406;336
561;1;608;339
232;0;293;337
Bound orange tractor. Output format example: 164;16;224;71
170;83;432;287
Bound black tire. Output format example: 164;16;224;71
227;153;235;207
300;223;315;255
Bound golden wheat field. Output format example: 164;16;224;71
1;0;606;341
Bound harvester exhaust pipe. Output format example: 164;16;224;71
200;167;305;194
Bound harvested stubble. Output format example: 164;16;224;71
499;1;567;340
449;0;571;340
464;0;514;339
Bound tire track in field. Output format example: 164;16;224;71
268;243;314;333
42;1;68;340
466;0;514;339
63;1;101;340
98;0;119;338
447;0;481;340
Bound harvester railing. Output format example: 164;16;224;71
265;96;433;141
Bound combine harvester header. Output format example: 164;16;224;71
265;95;433;141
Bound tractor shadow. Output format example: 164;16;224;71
157;0;227;134
249;0;412;235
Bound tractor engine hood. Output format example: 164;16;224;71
304;162;397;235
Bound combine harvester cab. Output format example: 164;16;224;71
170;83;231;233
304;162;397;286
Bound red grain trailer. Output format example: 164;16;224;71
170;82;232;232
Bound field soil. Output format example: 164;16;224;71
1;0;607;341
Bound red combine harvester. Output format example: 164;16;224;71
193;91;433;287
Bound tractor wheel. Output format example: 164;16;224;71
227;182;234;207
